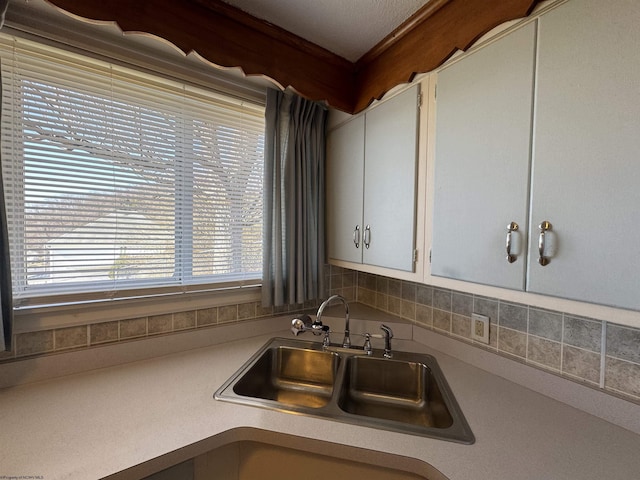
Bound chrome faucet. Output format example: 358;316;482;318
380;324;393;358
316;294;350;348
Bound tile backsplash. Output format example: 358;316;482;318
2;300;319;362
328;266;640;405
4;265;639;406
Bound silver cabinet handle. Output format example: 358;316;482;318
353;225;360;248
363;225;371;249
538;220;552;266
506;222;519;263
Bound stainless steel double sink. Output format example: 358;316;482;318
214;337;475;444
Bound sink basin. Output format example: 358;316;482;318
214;338;474;444
338;356;453;429
233;346;340;409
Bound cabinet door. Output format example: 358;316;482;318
431;23;536;289
326;116;365;264
529;0;640;310
363;85;419;271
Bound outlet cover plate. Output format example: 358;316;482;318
471;313;490;344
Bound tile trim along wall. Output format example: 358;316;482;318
0;300;320;363
2;265;639;407
327;266;640;405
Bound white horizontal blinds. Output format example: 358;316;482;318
101;71;179;287
0;35;265;301
185;92;264;281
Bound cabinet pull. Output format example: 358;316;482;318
364;225;371;249
353;225;360;249
506;221;519;263
538;220;552;266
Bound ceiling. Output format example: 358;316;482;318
220;0;432;62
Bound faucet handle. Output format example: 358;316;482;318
363;333;373;355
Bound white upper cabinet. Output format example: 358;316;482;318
432;22;536;289
528;0;640;310
430;0;640;311
363;86;420;271
327;85;420;272
326;116;365;265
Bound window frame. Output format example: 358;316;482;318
0;32;267;318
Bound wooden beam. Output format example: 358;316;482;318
353;0;541;112
45;0;541;114
45;0;356;112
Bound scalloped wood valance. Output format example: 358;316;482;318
45;0;541;113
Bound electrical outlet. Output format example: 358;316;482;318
471;313;490;344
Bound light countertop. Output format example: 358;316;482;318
1;312;640;480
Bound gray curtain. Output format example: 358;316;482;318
0;0;6;28
0;0;10;351
262;89;327;307
0;146;10;352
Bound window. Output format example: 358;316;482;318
0;36;265;305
